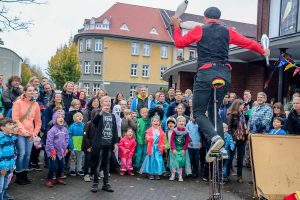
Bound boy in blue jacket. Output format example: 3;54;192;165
0;118;17;200
223;123;235;183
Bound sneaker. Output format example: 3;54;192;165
128;171;134;176
102;184;114;192
169;173;175;181
55;178;66;185
77;171;84;176
120;172;125;176
91;183;98;193
84;175;91;182
99;171;104;178
206;136;224;163
60;172;67;179
45;179;54;187
70;171;76;176
178;175;183;182
148;175;155;180
155;175;160;180
202;177;208;182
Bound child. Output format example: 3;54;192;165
66;99;83;127
169;116;192;181
119;128;136;175
223;123;235;183
269;117;287;135
45;112;69;187
90;96;118;193
68;112;85;176
121;109;137;138
135;108;150;170
186;114;202;178
139;115;165;180
0;118;17;200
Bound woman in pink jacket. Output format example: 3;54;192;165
118;128;136;176
12;85;41;185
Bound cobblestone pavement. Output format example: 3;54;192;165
8;164;255;200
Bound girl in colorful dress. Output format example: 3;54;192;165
139;115;165;180
169;116;192;181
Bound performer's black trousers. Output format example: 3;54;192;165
92;146;112;185
193;64;231;140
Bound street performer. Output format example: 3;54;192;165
170;7;270;162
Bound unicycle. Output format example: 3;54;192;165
208;78;225;200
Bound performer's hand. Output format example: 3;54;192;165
263;49;270;57
170;16;180;28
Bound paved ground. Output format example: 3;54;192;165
8;163;256;200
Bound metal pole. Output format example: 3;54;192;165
278;48;288;103
214;87;217;131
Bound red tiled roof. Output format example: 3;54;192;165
83;2;172;42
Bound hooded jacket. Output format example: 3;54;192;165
286;110;300;135
45;112;69;159
118;136;136;159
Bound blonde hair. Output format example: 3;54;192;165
140;107;149;114
63;81;75;91
73;112;83;121
123;109;132;115
293;97;300;103
28;76;39;85
71;99;80;107
176;116;186;123
100;96;111;104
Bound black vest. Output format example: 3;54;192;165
197;23;229;66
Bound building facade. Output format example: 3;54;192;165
0;47;22;83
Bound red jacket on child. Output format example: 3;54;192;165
118;136;136;159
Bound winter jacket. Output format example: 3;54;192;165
249;103;273;133
12;95;41;136
82;121;97;151
118;137;136;159
227;112;247;141
219;103;230;123
1;86;22;116
145;126;165;155
68;122;84;151
0;131;17;172
121;118;137;137
66;109;83;127
62;91;77;114
155;101;169;119
38;90;54;107
130;94;154;116
224;132;235;154
45;112;68;159
136;117;150;144
286;110;300;135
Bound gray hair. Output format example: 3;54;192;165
176;116;186;123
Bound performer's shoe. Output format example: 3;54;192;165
206;135;224;163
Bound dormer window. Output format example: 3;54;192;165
150;28;158;35
120;24;129;31
90;18;95;30
99;18;110;30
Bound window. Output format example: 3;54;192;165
142;65;150;78
100;18;110;30
177;48;184;61
130;85;137;97
160;66;167;79
143;44;151;56
131;42;139;55
161;46;168;58
94;61;101;74
95;23;101;29
83;83;90;94
95;39;103;52
130;64;138;77
90;19;95;30
120;24;129;31
84;61;90;74
79;40;84;52
93;83;101;92
189;49;196;59
86;39;91;51
150;28;158;35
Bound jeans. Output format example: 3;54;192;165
223;149;235;178
16;136;34;172
193;65;231;141
0;172;9;200
120;158;133;172
70;150;84;172
188;148;200;174
84;151;91;175
92;146;112;185
48;156;65;179
236;140;246;177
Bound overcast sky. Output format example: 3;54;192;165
1;0;258;71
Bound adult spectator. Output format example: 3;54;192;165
77;90;87;110
83;97;100;123
38;77;49;93
38;83;54;107
271;102;286;130
286;97;300;135
243;90;254;122
2;76;22;116
284;92;300;116
218;93;230;123
44;92;64;130
28;76;40;91
62;81;77;113
167;90;189;117
12;85;41;185
166;87;176;104
113;92;125;107
96;89;107;100
0;74;6;116
229;92;237;105
155;92;169;119
130;86;154;117
184;89;193;102
226;99;247;183
248;92;273;133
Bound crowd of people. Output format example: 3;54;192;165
0;74;300;199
